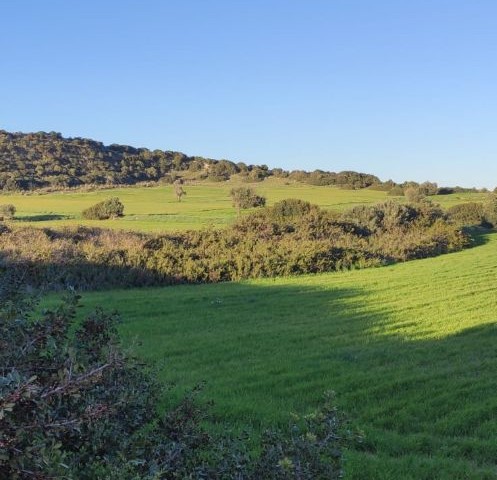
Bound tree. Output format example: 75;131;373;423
230;187;266;214
173;178;186;202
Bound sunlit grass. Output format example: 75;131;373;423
57;231;497;479
0;178;486;233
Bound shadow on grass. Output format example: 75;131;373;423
465;226;493;247
16;214;71;222
71;278;497;478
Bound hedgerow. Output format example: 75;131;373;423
0;200;470;290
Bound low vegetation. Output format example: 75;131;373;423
0;199;469;290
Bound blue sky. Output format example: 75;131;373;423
2;1;496;187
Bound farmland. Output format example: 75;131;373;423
0;178;487;232
54;230;497;479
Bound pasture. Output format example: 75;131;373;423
0;178;487;232
60;231;497;479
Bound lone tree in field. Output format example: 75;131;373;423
230;186;266;215
173;178;186;202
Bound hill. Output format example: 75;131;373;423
0;130;381;190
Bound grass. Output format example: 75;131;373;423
54;231;497;479
1;178;486;232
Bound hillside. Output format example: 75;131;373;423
68;231;497;479
0;130;381;190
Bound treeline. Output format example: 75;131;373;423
0;130;383;190
0;129;459;193
0;199;469;290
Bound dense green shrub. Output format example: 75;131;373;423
447;202;486;227
230;187;266;213
0;200;469;290
0;203;15;220
269;198;314;220
340;201;440;234
0;276;351;479
82;197;124;220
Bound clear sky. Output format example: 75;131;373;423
2;1;496;187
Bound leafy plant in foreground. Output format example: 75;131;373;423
0;274;352;479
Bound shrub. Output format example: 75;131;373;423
0;203;15;220
0;201;469;291
230;187;266;213
404;186;426;203
387;186;404;196
447;202;486;227
82;197;124;220
270;198;313;219
483;193;497;227
0;276;351;479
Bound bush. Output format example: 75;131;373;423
0;276;351;479
387;186;404;196
82;197;124;220
0;199;470;290
270;198;313;219
230;187;266;213
0;203;15;220
447;202;486;227
483;193;497;227
404;187;426;203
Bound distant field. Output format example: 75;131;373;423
0;179;487;233
56;231;497;479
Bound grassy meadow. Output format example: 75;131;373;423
0;178;487;232
11;178;495;477
48;231;497;479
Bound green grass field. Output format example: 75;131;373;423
1;179;486;232
54;231;497;479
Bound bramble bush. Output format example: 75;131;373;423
0;273;353;479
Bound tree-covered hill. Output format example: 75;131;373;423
0;130;381;190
